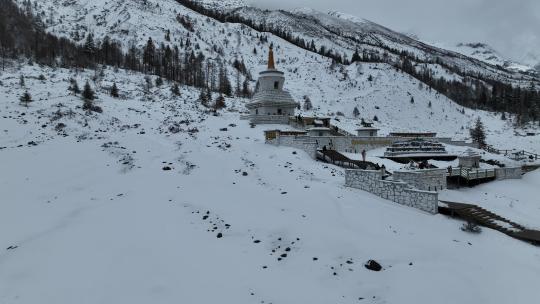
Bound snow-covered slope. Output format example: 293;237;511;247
17;0;539;88
12;0;540;142
2;62;540;304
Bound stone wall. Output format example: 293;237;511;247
345;169;438;214
393;169;447;191
495;167;523;180
248;115;290;125
314;136;394;152
267;135;318;159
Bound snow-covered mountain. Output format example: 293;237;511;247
519;51;540;72
19;0;538;86
447;42;535;73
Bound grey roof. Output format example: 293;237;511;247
246;89;297;109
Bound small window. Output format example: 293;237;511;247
255;109;258;114
277;109;282;115
274;81;279;89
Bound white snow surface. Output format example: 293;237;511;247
1;61;540;304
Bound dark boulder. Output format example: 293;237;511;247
364;260;382;271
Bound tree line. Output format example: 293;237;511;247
0;0;251;101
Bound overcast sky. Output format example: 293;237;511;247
248;0;540;63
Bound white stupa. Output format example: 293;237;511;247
246;45;297;124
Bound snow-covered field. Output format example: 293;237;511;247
1;62;540;304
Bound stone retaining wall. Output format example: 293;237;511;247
248;115;290;125
345;169;438;214
393;169;447;191
267;136;318;159
495;167;523;180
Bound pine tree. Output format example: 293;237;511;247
218;65;232;96
241;78;251;98
367;75;373;82
470;117;487;148
155;77;163;87
143;37;156;72
198;89;208;106
82;81;95;101
303;95;313;111
82;81;96;111
373;115;379;122
235;68;241;97
19;90;32;107
353;106;360;117
110;82;119;98
84;33;95;57
501;112;506;120
19;75;25;87
410;96;415;104
428;101;432;108
351;49;361;63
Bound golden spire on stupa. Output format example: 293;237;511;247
268;44;276;70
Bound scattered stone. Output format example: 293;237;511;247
253;240;261;243
162;166;172;171
219;128;228;131
216;232;223;238
242;172;248;176
6;245;18;250
364;260;382;271
313;257;318;261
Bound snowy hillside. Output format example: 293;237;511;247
10;0;540;148
16;0;539;88
2;61;540;304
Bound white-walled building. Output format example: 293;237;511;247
246;45;297;124
356;120;379;137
